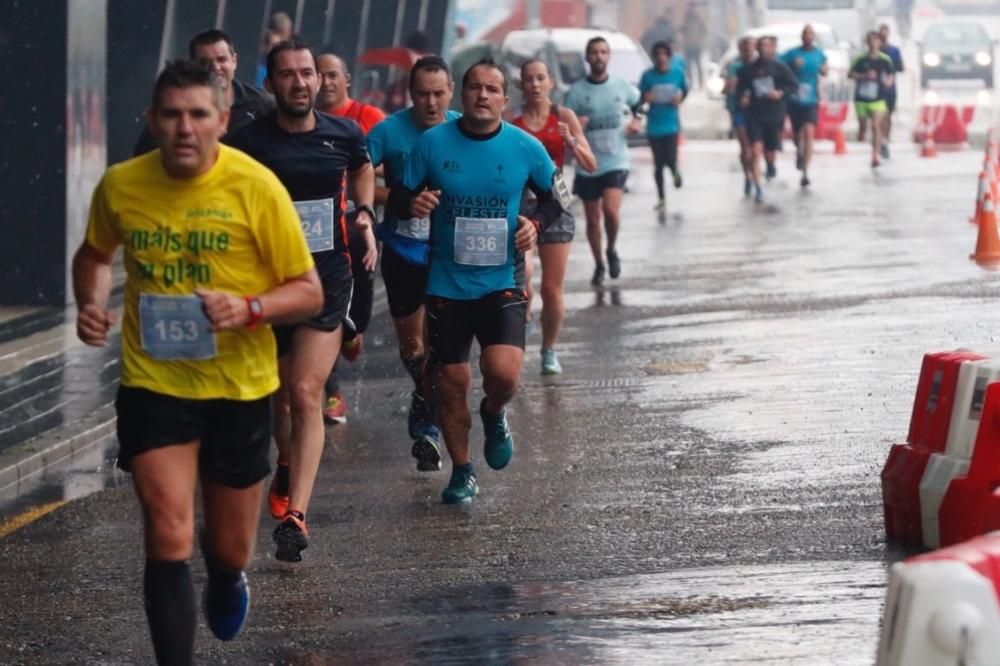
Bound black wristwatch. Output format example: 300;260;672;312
356;204;377;227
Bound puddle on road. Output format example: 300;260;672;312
271;561;885;666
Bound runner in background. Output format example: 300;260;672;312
781;25;827;188
563;36;642;286
878;23;904;159
512;59;596;375
723;36;757;197
315;51;386;424
850;32;894;168
367;55;458;470
639;41;688;211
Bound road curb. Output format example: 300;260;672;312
0;405;116;501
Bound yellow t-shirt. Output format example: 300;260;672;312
85;146;315;400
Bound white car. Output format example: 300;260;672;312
708;22;853;102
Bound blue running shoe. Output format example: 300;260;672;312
407;391;435;441
442;466;479;504
540;347;562;375
411;434;443;472
480;398;514;470
204;571;250;641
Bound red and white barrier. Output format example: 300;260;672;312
876;532;1000;666
919;358;1000;548
881;351;985;545
884;348;1000;549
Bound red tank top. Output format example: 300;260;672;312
512;107;564;169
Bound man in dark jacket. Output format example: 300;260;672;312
737;35;798;203
133;29;273;156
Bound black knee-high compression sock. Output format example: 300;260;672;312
401;354;426;393
144;558;196;666
653;164;665;200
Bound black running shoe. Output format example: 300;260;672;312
591;265;605;286
411;435;443;472
606;249;621;279
273;513;308;562
765;162;777;180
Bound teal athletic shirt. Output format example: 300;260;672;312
563;76;641;176
401;120;558;300
725;58;746;114
639;66;688;137
367;107;461;266
780;46;827;106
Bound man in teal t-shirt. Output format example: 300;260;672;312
639;41;688;211
780;24;827;188
563;36;642;286
389;59;564;505
367;55;460;468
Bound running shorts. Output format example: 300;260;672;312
520;198;575;245
573;170;629;202
746;116;784;152
855;100;888;119
426;289;527;365
274;270;353;357
381;243;429;319
730;110;746;130
114;386;272;488
787;103;818;134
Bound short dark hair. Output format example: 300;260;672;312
188;29;234;59
585;36;608;55
151;59;225;111
409;55;451;90
266;38;318;80
651;41;672;57
462;58;508;95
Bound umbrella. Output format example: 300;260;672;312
357;47;422;70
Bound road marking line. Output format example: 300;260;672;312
0;500;67;539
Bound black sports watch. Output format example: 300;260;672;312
356;204;377;228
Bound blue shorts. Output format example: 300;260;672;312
730;110;746;129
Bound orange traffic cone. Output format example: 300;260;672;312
971;170;989;224
834;128;847;155
920;134;938;158
971;192;1000;266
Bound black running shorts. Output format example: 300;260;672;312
787;103;818;134
426;289;527;365
381;244;429;319
114;386;272;488
573;169;629;202
274;269;353;357
746;116;784;152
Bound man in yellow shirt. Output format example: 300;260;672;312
72;59;321;665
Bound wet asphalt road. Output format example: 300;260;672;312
0;139;992;665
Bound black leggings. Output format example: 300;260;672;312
325;227;375;396
649;134;679;199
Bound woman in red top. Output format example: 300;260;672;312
512;59;596;375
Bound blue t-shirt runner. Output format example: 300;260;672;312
781;45;827;107
563;76;641;176
399;119;558;300
367;108;461;266
639;66;688;137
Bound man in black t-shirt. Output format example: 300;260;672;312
134;29;272;156
227;39;376;564
736;35;798;203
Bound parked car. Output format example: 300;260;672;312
708;22;853;103
919;20;994;88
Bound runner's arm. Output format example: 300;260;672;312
72;242;116;346
348;161;378;271
196;268;323;331
558;107;597;173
